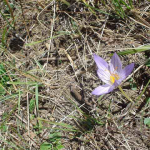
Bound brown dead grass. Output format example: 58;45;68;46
0;0;150;149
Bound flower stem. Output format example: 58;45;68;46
118;85;133;103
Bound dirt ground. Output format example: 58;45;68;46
0;0;150;150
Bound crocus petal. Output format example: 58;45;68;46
92;84;115;95
93;54;108;71
110;53;122;73
120;63;134;80
97;69;111;85
113;79;121;87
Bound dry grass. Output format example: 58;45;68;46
0;0;150;149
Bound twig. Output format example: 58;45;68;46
39;56;76;61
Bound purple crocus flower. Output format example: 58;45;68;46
92;53;134;95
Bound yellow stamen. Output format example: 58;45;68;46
112;73;120;80
110;75;115;83
110;74;120;83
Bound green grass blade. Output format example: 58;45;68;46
128;0;133;8
37;117;76;129
18;89;21;113
0;10;14;28
35;83;39;113
137;79;150;101
117;45;150;55
2;26;7;47
83;3;111;16
7;81;38;85
0;92;22;102
25;32;70;46
60;0;70;6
